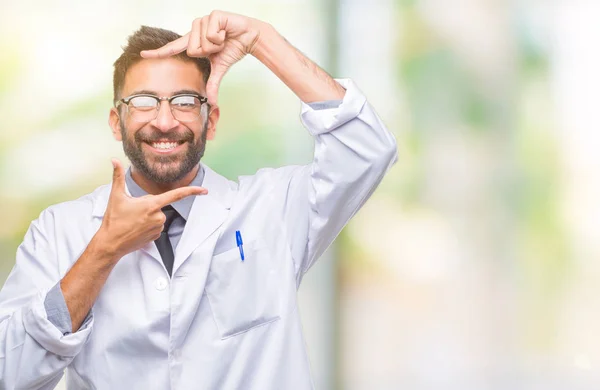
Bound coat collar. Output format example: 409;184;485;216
124;165;206;221
91;164;236;270
92;163;234;217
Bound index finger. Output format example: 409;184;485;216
141;34;190;59
153;186;208;208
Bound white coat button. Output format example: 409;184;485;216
154;277;168;291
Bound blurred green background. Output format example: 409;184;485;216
1;0;599;389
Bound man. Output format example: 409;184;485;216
0;10;396;390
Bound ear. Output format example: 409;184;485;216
109;107;123;141
205;105;220;140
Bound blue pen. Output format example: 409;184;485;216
236;230;245;261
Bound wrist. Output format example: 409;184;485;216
90;227;122;265
250;22;279;61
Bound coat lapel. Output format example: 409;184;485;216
172;164;235;275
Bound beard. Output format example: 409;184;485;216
120;118;208;184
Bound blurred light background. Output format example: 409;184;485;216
0;0;598;389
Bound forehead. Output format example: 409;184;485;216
122;58;206;96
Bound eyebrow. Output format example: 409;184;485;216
128;89;204;97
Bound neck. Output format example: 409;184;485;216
131;165;199;195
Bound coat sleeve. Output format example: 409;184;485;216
279;78;398;285
0;208;93;389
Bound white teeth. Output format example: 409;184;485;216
151;142;178;150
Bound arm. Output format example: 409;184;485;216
251;23;346;103
250;23;397;278
280;79;397;282
0;208;121;389
58;230;119;331
0;210;93;389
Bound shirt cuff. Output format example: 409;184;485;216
24;290;94;357
300;78;367;136
44;282;73;335
306;100;343;110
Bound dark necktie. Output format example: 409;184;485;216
154;205;180;277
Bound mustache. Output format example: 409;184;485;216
134;129;195;143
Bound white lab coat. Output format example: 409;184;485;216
0;79;397;390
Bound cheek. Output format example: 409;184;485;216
122;122;146;141
186;124;204;142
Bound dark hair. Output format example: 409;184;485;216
112;26;211;103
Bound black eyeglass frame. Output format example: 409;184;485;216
115;93;209;123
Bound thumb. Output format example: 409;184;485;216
110;158;126;195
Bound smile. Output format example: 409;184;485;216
144;140;186;154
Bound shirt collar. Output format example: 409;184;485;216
125;165;205;221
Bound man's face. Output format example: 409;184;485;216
113;58;213;184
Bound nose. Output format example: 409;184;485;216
152;101;179;132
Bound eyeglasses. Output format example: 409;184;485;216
116;93;208;123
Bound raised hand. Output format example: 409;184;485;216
100;159;208;258
140;10;266;106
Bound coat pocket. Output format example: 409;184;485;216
205;238;281;339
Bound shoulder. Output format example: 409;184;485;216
35;184;110;228
236;165;309;194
